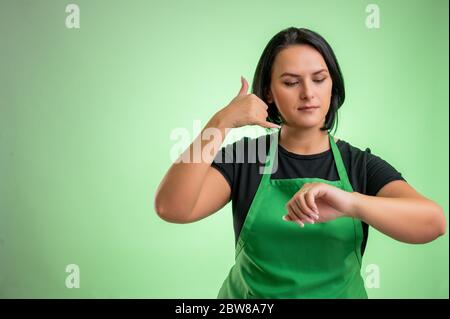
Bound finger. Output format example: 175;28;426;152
291;200;315;224
259;121;281;129
305;191;319;215
237;76;249;96
287;201;313;225
258;100;269;110
285;208;305;228
284;203;304;227
297;193;319;220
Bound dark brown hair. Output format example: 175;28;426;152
252;27;345;133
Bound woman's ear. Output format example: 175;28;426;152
266;89;273;104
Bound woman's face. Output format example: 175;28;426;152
267;44;333;129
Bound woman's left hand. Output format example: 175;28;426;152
283;182;357;227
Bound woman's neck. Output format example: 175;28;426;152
278;125;330;155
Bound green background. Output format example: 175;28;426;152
0;0;448;298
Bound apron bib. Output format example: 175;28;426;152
217;131;367;299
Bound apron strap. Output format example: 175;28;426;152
329;134;353;192
262;131;279;178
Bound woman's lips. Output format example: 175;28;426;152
297;106;319;111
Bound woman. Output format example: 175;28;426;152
154;27;446;298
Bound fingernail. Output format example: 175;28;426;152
282;215;288;221
314;214;319;220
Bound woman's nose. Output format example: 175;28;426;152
300;82;314;100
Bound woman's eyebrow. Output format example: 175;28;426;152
279;69;328;78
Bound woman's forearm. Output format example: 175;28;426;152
350;193;446;244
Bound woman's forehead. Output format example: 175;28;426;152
273;45;328;75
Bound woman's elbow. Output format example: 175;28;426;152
154;196;168;220
423;202;447;242
154;194;191;224
433;203;446;237
411;202;446;244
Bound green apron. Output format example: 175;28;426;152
217;131;368;299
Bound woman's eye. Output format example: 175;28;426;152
284;78;325;86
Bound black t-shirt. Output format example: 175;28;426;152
211;133;406;257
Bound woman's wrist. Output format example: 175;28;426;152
348;192;364;219
210;109;234;130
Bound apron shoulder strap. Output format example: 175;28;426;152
329;134;353;192
262;131;279;177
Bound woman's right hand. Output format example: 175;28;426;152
215;76;281;129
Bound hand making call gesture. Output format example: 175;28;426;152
216;76;281;130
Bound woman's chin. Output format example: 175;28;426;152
288;120;323;130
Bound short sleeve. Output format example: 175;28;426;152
211;142;235;189
366;148;406;196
